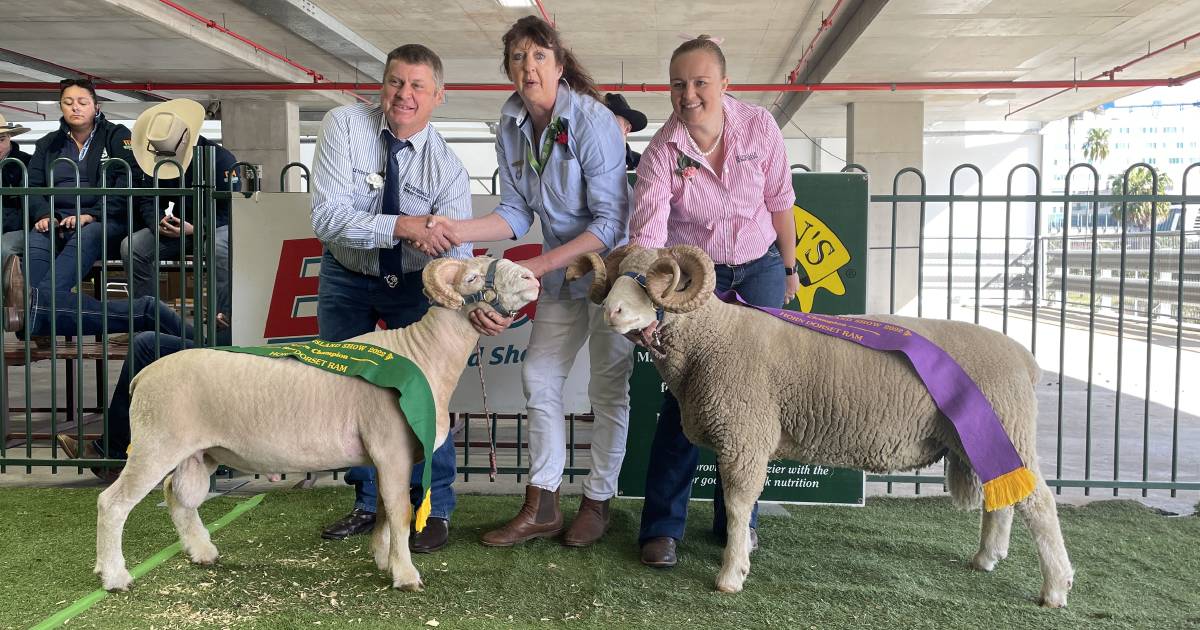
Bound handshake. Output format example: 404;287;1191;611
405;215;460;256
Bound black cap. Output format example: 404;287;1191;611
604;93;647;133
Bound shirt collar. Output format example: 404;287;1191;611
665;94;752;153
378;112;431;154
501;80;577;131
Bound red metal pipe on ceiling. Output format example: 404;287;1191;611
0;77;1190;93
532;0;555;26
1005;30;1200;119
786;0;846;84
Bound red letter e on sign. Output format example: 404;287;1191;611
263;238;323;340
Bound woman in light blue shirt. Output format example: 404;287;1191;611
447;16;633;549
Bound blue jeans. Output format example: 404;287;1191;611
638;244;786;544
23;221;191;338
94;331;194;458
317;251;457;520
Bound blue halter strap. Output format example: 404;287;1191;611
460;258;515;316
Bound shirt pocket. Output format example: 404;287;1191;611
543;147;586;212
351;168;380;200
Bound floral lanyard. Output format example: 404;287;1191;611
526;117;565;175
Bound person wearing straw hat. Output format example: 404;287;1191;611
0;114;34;264
125;98;239;319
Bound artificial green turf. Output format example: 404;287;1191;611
1;487;1197;629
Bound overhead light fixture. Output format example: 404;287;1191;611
496;0;534;6
979;92;1016;107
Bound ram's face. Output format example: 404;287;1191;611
458;257;540;315
602;249;662;335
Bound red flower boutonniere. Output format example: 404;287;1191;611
676;154;702;182
549;118;568;145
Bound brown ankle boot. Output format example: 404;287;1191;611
480;485;562;547
562;496;610;547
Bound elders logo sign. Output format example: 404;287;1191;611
261;239;543;343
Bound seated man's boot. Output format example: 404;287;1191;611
409;517;449;553
56;434;122;483
562;497;610;547
480;485;562;546
321;508;376;540
640;536;678;568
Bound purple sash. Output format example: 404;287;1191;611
716;290;1035;510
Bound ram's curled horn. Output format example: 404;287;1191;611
422;257;467;308
566;252;609;304
647;245;717;313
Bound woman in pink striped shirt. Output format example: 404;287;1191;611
628;36;799;569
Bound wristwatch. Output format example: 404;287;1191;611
783;263;798;276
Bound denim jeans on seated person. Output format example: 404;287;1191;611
317;251;457;521
22;220;191;339
638;243;786;544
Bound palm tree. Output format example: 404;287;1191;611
1083;128;1110;163
1107;169;1173;229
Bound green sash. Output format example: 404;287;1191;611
214;339;438;531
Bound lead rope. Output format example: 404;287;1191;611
475;345;498;481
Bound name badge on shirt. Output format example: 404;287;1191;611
736;152;760;163
403;182;430;201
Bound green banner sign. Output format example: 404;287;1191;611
618;173;869;506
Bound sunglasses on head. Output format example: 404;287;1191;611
59;78;96;89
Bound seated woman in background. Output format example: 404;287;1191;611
3;78;189;341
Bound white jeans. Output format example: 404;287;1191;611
523;295;634;500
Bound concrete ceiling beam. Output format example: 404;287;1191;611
234;0;388;82
100;0;354;107
0;52;157;103
771;0;889;128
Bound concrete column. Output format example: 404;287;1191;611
847;101;923;315
218;99;302;193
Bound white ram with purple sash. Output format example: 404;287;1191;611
571;244;1073;608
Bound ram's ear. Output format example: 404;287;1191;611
422;258;467;308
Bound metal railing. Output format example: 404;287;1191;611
3;157;1198;505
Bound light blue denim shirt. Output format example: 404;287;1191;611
493;82;630;299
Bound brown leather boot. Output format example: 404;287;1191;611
480;485;562;547
562;497;610;547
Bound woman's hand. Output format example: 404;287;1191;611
469;307;514;336
520;255;551;279
34;218;51;232
60;214;94;230
784;273;799;305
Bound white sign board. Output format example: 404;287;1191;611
231;193;592;413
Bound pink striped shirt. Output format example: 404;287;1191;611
629;95;794;265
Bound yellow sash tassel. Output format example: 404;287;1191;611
414;488;432;533
982;467;1037;512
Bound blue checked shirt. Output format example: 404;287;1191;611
493;83;630;299
311;103;473;275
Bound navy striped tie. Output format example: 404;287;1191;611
379;134;410;282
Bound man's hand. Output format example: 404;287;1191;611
34;217;51;232
468;307;514;336
159;215;194;239
398;215;459;255
59;214;94;230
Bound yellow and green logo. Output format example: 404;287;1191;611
792;205;851;313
